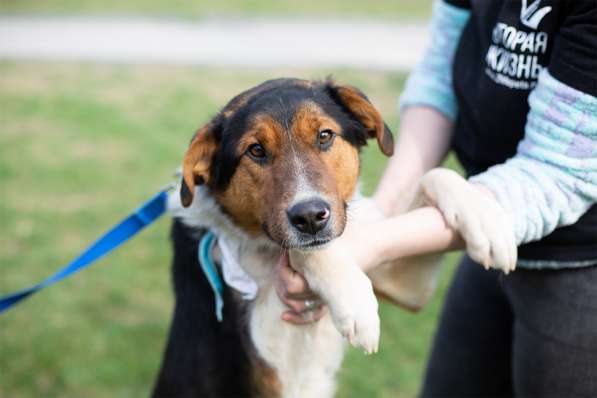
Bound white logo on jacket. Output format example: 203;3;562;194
520;0;552;30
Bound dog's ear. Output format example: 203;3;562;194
181;122;218;207
325;80;394;156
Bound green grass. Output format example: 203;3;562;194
0;0;431;19
0;62;459;398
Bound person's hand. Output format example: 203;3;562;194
274;251;327;325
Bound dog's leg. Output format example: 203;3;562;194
352;197;443;312
152;220;254;398
365;167;517;312
250;285;343;398
289;247;380;354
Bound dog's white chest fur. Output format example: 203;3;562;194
169;187;379;398
251;283;345;397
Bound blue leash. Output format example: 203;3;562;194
0;190;169;314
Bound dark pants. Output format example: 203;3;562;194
421;256;597;398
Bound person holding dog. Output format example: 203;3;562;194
276;0;597;396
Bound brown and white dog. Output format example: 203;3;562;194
152;78;394;398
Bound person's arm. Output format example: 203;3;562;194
346;206;463;272
276;206;464;323
373;108;453;215
374;0;470;215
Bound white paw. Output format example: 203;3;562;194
421;168;517;273
289;241;380;354
328;271;380;354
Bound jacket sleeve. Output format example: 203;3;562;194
470;70;597;245
399;0;470;121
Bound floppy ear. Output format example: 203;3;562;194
326;81;394;156
180;123;218;207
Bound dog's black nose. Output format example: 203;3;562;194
288;199;331;235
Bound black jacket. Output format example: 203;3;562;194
446;0;597;262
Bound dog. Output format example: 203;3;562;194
152;78;394;398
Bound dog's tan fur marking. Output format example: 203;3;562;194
291;101;342;141
326;139;360;201
181;124;217;207
252;357;283;398
214;115;284;235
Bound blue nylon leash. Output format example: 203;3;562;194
198;231;225;322
0;190;169;314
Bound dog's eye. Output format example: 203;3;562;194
317;129;335;149
247;143;266;159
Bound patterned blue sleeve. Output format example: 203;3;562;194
399;0;471;121
471;70;597;245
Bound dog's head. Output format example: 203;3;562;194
180;78;393;250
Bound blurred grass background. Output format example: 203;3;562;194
0;0;431;19
0;1;470;397
0;62;462;398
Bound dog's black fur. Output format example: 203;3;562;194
152;220;253;397
152;78;393;397
194;78;376;193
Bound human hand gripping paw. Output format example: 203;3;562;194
274;251;327;325
277;246;380;355
419;168;518;273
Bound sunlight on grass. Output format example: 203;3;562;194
0;62;459;398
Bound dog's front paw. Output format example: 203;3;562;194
328;271;380;354
420;168;517;273
289;244;380;354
